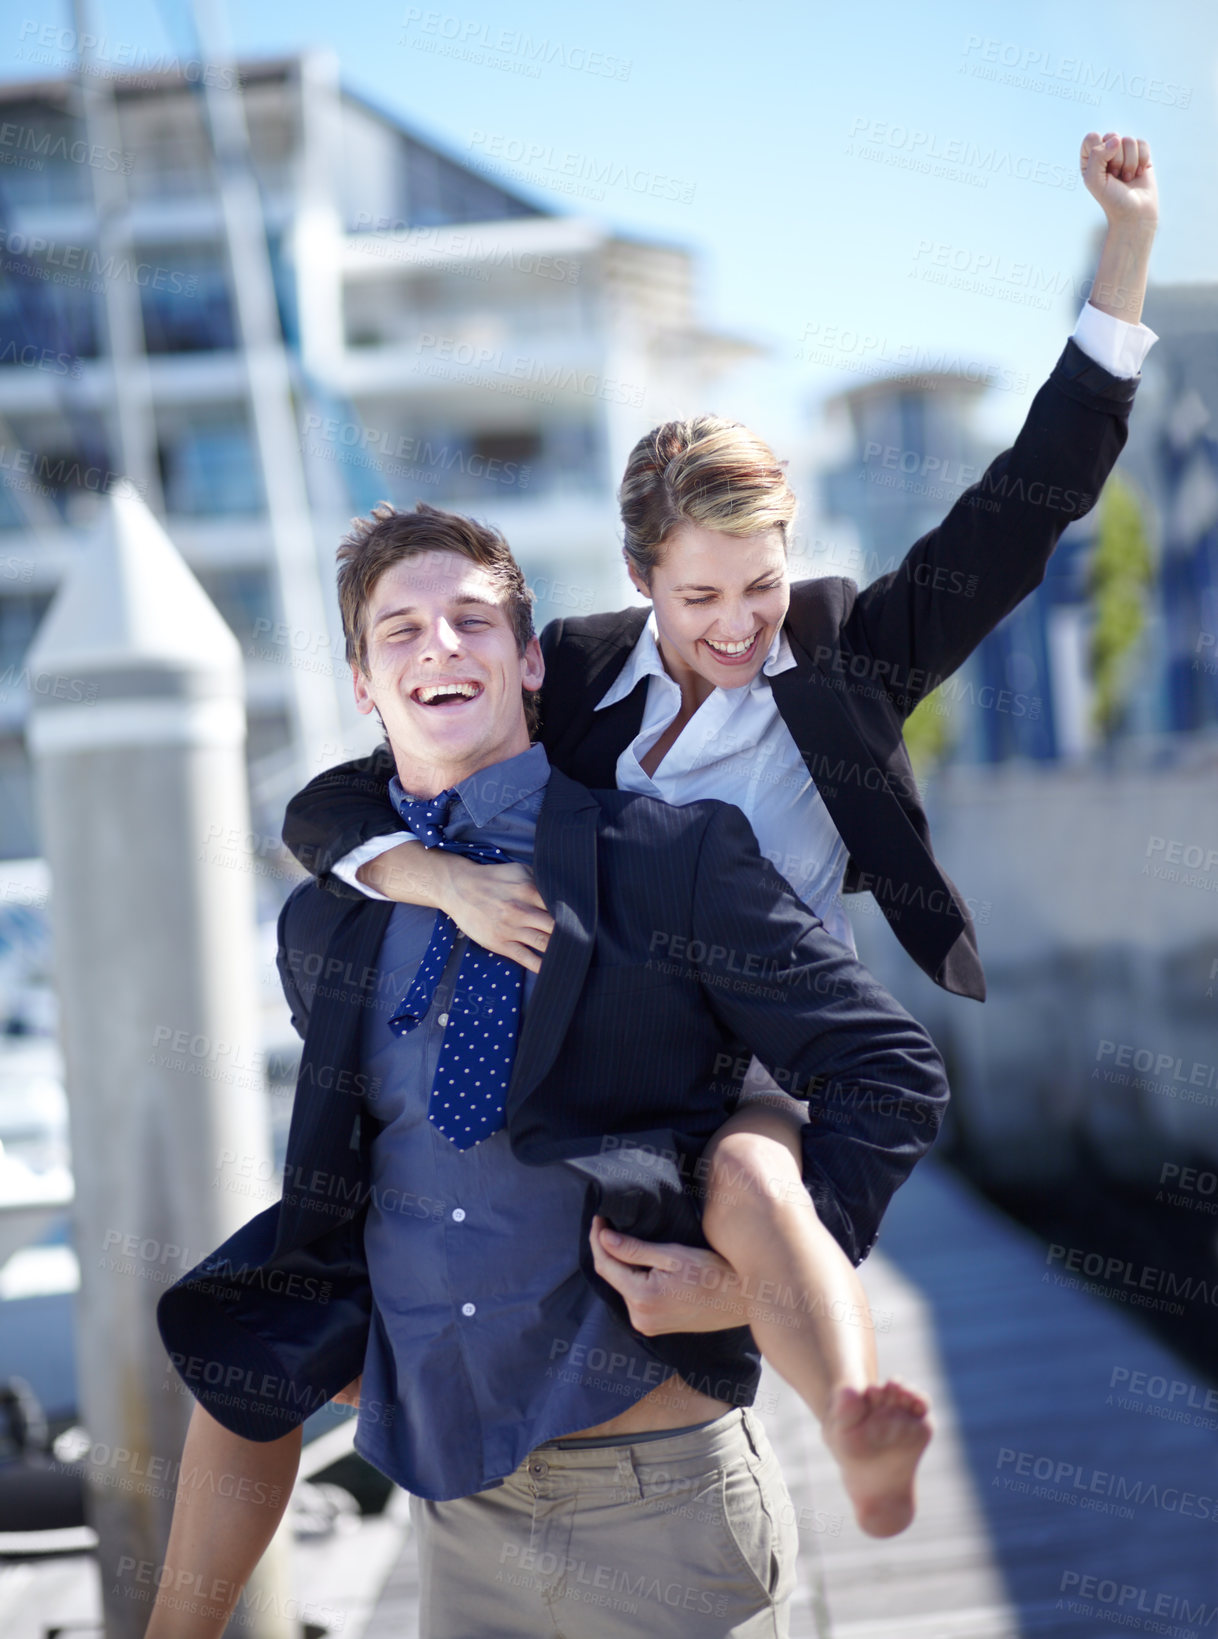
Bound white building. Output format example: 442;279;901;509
0;52;756;858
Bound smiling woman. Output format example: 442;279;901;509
618;416;795;709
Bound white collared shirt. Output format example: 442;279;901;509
596;615;857;950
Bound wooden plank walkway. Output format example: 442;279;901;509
362;1159;1218;1638
10;1159;1213;1635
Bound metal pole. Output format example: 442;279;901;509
25;487;293;1639
69;0;163;509
189;0;344;769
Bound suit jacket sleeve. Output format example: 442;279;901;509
539;615;566;668
281;744;400;892
156;1205;374;1442
838;338;1139;717
155;888;375;1440
276;886;313;1040
690;803;949;1263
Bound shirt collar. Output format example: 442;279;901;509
594;610;795;711
390;742;551;829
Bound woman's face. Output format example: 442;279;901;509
630;523;790;696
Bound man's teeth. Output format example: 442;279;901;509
704;636;757;656
416;682;481;703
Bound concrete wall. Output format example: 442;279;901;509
847;761;1218;1189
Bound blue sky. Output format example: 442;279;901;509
3;0;1213;450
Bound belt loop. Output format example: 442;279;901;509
615;1446;643;1502
740;1406;765;1464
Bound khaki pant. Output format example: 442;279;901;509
409;1408;799;1637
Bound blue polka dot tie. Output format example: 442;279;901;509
387;787;524;1149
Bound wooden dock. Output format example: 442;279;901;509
363;1159;1218;1637
7;1159;1215;1636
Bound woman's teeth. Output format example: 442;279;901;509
704;635;757;657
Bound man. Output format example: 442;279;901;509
152;503;947;1638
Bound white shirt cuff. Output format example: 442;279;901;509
332;831;414;901
1071;301;1158;379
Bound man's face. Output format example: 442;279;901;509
352;550;543;797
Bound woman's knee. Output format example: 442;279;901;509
702;1125;807;1238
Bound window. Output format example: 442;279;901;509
0;101;90;208
195;567;274;646
432;429;541;502
0;412;115;526
0;736;37;859
158;412;263;517
404;139;542;228
468;429;539;492
0;251;99;363
0;593;53;673
122;91;212;201
140;245;236;354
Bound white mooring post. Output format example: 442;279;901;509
25;487;294;1639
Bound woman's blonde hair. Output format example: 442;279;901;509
618;415;798;582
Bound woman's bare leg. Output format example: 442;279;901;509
700;1103;931;1538
143;1401;301;1638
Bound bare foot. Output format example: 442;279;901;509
822;1381;932;1537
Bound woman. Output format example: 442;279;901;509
283;131;1158;1537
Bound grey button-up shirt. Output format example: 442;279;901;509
352;743;671;1500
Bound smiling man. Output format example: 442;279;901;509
152;501;947;1639
350;521;545;791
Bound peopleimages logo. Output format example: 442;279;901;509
960;35;1192;109
997;1447;1217;1520
401;11;632;80
1095;1039;1218;1093
845;117;1076;190
1059;1570;1216;1630
0;117;130;173
0;228;200;295
14;22;238;88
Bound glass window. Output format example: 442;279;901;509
404;139;542;228
0;245;100;364
454;429;541;498
122;91;211;201
139;244;236;354
158;412;263;517
265;233;298;351
0;411;115;526
0;593;53;672
194;567;274;646
0;736;38;860
304;417;533;510
0;101;91;208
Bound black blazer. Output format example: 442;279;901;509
284;340;1138;1001
158;771;947;1442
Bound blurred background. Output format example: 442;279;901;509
0;1;1214;1635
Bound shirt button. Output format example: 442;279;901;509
451;1208;466;1223
528;1458;548;1477
461;1302;476;1318
437;1011;449;1026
